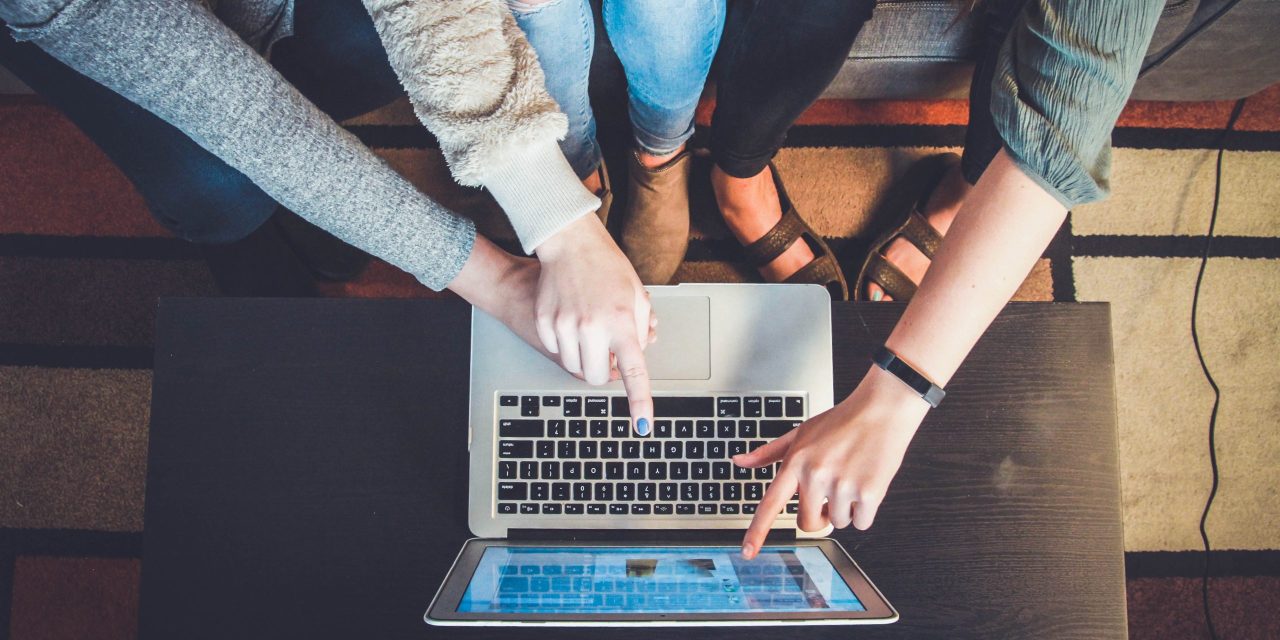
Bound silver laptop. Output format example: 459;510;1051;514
427;284;897;626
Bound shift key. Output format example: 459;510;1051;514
499;419;543;438
760;420;802;438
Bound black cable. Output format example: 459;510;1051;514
1193;96;1246;640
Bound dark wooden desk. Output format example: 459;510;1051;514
142;298;1124;639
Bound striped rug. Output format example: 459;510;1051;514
1;85;1278;638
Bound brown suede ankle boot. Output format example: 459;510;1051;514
592;160;614;225
619;149;692;285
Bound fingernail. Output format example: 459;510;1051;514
871;289;883;302
636;417;650;436
741;543;754;558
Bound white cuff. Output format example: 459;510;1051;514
479;140;600;254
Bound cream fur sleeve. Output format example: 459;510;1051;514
363;0;599;253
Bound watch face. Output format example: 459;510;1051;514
874;347;943;407
889;359;929;393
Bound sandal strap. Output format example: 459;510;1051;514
900;210;943;259
736;163;849;300
784;254;848;298
865;253;918;301
741;205;807;269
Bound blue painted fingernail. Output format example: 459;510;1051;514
871;289;883;302
636;417;650;436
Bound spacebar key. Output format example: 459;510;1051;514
653;397;715;417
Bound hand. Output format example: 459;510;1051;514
734;366;930;558
445;236;553;354
448;236;641;381
533;215;657;434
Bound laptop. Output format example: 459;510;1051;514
426;283;897;626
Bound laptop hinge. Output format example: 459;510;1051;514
507;529;798;543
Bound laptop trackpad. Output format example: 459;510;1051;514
646;296;710;380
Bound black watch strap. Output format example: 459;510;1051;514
871;346;946;408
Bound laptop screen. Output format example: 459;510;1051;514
457;546;865;614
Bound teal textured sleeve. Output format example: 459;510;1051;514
989;0;1164;208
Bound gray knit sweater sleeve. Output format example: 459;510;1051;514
0;0;475;291
990;0;1163;208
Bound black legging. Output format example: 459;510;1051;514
960;0;1032;185
709;0;877;179
709;0;1026;186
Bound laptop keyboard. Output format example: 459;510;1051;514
494;393;804;517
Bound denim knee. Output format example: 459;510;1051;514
144;163;278;245
605;0;725;155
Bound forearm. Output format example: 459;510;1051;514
6;0;475;290
736;150;1070;542
886;0;1159;386
447;235;519;314
882;149;1067;387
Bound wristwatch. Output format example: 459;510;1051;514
871;345;946;408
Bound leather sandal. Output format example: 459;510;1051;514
740;163;849;301
854;153;958;301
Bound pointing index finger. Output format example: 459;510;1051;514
611;335;653;436
742;469;797;559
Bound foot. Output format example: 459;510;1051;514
201;216;318;297
865;164;971;301
711;164;815;282
272;208;370;282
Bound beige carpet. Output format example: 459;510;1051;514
1075;148;1280;551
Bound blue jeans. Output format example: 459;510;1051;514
0;0;402;244
510;0;725;178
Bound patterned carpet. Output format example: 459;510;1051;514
2;80;1279;638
